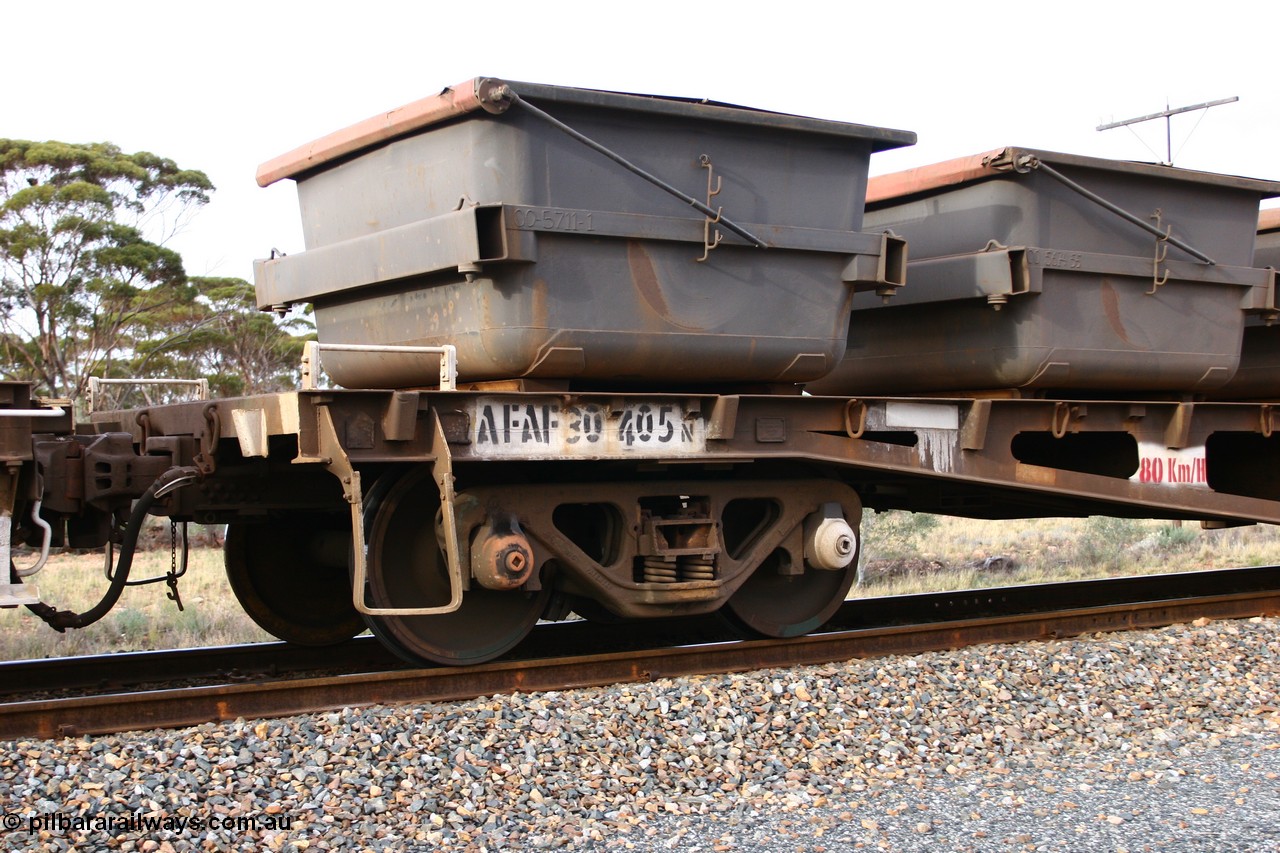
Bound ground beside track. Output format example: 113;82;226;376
10;516;1280;661
1;616;1277;851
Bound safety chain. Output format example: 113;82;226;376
165;520;185;611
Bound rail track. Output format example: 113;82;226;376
3;565;1279;741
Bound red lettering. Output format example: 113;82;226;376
1135;451;1208;487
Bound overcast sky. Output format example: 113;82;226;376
7;1;1277;282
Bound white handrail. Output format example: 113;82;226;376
88;378;210;413
0;408;65;418
14;500;51;578
301;341;458;391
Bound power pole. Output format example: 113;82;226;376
1097;97;1238;165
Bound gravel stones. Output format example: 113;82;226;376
1;616;1278;851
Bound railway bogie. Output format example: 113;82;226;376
4;77;1280;667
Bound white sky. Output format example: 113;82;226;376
6;0;1278;283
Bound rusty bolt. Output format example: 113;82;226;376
473;529;535;591
504;549;527;575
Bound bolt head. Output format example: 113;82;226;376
504;550;527;573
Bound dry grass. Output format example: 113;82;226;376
2;545;272;661
853;512;1280;597
5;513;1280;660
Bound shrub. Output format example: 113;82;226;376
861;510;940;560
1074;516;1145;572
1152;524;1198;553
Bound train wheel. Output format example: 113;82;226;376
360;467;550;666
566;595;628;624
225;516;364;646
722;549;858;638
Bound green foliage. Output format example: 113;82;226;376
0;139;213;398
861;509;940;560
1152;523;1198;552
110;607;149;640
131;277;311;398
1075;515;1146;572
1084;515;1145;542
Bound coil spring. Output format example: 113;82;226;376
642;557;681;584
641;555;717;583
680;555;716;581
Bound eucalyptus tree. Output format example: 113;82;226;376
0;140;213;399
130;276;311;399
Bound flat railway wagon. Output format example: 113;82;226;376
4;78;1280;667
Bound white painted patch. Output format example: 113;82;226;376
471;397;706;459
885;402;960;430
232;408;270;458
1130;442;1209;489
916;428;957;473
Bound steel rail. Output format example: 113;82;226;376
0;637;404;697
2;566;1279;740
10;565;1278;697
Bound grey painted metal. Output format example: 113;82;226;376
809;247;1275;395
1209;215;1280;399
255;208;483;310
1218;324;1280;399
255;205;893;309
1256;215;1280;269
257;80;913;388
849;247;1272;310
1023;156;1216;263
866;147;1278;264
813;149;1280;395
500;88;767;248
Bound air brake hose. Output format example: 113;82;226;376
25;465;201;632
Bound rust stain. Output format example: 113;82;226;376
626;240;705;332
531;279;548;329
1099;278;1132;346
1015;462;1057;486
627;240;670;318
